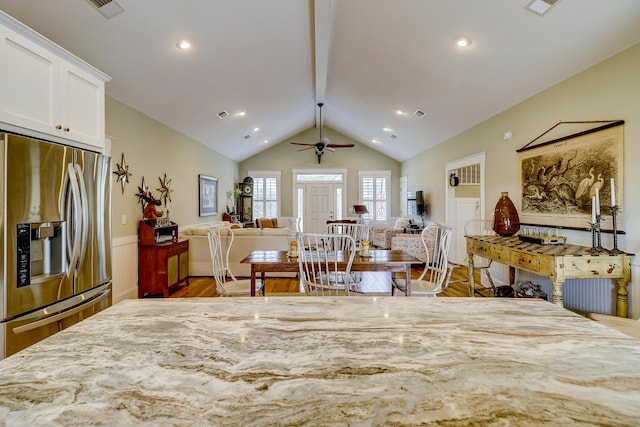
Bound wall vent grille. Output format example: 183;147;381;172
85;0;124;18
525;0;560;16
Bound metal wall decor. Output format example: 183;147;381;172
157;173;173;207
113;152;132;194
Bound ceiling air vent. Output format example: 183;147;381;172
85;0;124;19
413;109;426;118
243;134;251;140
217;110;229;119
525;0;560;16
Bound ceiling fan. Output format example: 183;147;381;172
290;102;355;164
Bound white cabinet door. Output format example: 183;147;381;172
59;62;105;149
0;26;59;135
0;21;106;150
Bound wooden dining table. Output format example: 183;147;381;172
240;249;421;296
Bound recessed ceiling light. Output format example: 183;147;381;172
383;127;392;132
262;139;269;144
176;39;192;50
372;139;379;144
253;127;260;132
395;110;405;116
238;110;247;117
455;37;472;47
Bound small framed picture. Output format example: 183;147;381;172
198;175;218;217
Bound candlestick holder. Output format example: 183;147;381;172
595;214;605;252
588;222;599;254
609;205;624;255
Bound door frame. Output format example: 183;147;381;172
292;169;347;232
445;152;486;258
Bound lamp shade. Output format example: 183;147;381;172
353;205;368;214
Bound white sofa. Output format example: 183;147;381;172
181;219;296;277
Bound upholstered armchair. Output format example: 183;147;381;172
371;217;414;249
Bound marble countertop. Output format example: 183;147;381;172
1;297;640;426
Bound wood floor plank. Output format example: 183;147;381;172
170;267;495;298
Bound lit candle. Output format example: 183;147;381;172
610;178;616;206
592;196;596;223
595;188;600;215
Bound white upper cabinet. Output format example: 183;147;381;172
0;12;110;151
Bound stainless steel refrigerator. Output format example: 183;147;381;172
0;132;112;358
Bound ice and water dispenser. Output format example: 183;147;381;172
16;222;64;287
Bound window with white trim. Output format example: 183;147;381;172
249;171;281;220
358;170;390;220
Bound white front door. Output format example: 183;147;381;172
305;183;336;233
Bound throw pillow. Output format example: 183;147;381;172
257;218;278;228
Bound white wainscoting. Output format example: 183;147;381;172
488;261;638;319
111;235;139;304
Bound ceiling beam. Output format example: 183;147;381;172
313;0;336;127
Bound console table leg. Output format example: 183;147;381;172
467;256;475;297
615;278;629;318
552;280;564;307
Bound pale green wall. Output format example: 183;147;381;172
403;43;640;253
106;97;239;238
239;127;402;217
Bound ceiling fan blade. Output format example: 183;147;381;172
290;142;314;146
325;147;335;152
297;146;315;152
326;143;355;148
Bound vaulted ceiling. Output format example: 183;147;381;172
2;1;640;162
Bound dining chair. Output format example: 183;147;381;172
392;223;453;297
296;232;357;296
207;226;264;296
325;223;370;291
447;219;495;296
326;223;370;248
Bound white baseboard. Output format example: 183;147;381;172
111;235;138;303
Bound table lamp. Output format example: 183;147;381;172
353;205;369;223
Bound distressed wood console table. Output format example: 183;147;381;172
466;235;632;317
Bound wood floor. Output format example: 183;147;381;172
170;267;496;298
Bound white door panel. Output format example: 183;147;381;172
305;184;334;233
453;198;480;261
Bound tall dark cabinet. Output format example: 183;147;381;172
236;177;253;224
138;220;189;297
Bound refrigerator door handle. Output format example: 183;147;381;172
66;163;83;279
12;287;111;334
74;163;90;267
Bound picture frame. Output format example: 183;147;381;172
517;121;624;231
198;175;218;217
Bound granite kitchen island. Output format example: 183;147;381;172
1;297;640;426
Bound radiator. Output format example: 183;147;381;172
490;264;638;318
